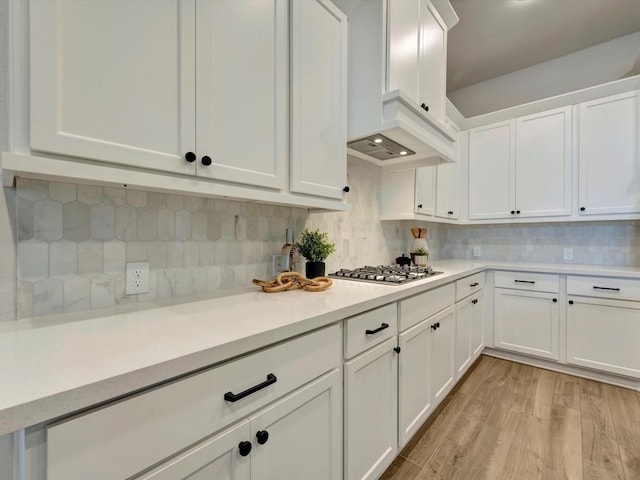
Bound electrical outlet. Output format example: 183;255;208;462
563;247;574;262
126;262;149;295
473;246;481;257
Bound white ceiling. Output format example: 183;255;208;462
447;0;640;93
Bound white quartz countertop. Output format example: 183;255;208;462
2;260;640;436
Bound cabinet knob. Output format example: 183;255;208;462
201;156;212;166
448;211;454;215
568;300;574;305
256;430;269;445
185;151;196;163
580;207;586;211
238;441;252;457
394;346;401;354
431;324;437;330
417;204;423;209
510;210;515;214
420;103;429;112
343;186;350;193
516;210;521;214
552;298;557;303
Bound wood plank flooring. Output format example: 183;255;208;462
381;356;640;480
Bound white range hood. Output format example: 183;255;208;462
347;90;457;170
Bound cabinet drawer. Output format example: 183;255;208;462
47;324;341;480
567;275;640;302
455;272;485;301
494;271;559;293
345;303;397;359
399;283;455;331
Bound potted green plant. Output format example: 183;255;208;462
413;247;429;267
295;228;336;278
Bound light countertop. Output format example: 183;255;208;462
1;260;640;436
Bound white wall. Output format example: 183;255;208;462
449;31;640;118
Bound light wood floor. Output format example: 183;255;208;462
381;355;640;480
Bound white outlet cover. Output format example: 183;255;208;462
126;262;150;295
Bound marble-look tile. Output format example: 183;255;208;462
191;211;207;240
103;240;126;275
16;197;33;242
114;273;137;305
17;239;48;280
157;208;176;241
221;266;236;287
240;242;253;264
200;241;215;266
33;278;64;315
156;269;176;298
235;215;247;241
91;204;115;241
174;268;193;296
214;241;228;266
176;210;191;241
16;178;48;201
63;276;91;312
90;275;115;309
257;216;269;239
221;213;235;241
207;211;223;241
246;216;258;241
49;240;77;278
183;240;200;268
166;242;184;268
148;241;167;269
78;240;103;275
137;271;158;302
147;192;166;208
77;185;102;205
115;206;137;241
137;207;157;242
17;280;34;319
126;241;147;262
63;202;91;242
192;268;208;293
207;266;222;291
126;189;147;207
103;187;126;206
49;182;76;204
183;195;202;212
166;194;184;211
33;199;63;241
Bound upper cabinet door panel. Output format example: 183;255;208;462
579;91;640;215
387;0;420;103
418;0;446;122
195;0;287;189
468;121;515;220
290;0;347;199
515;106;572;217
30;0;196;175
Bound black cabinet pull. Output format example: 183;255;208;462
472;299;478;304
185;151;196;163
510;210;515;214
516;210;521;214
431;324;437;330
394;346;401;354
514;280;535;284
256;430;269;445
420;103;429;112
224;373;277;402
238;441;252;456
470;282;479;287
580;207;586;211
201;155;212;166
448;211;454;215
343;186;350;193
593;286;620;291
552;298;557;303
366;323;389;335
568;300;574;305
417;204;423;209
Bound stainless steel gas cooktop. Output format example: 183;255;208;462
328;265;442;285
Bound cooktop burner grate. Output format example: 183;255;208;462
328;265;442;285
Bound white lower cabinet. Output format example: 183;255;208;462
455;290;485;380
345;337;398;480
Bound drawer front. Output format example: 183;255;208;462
455;272;485;301
399;283;455;331
494;271;559;293
567;275;640;302
47;323;341;480
345;303;398;359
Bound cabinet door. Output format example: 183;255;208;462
415;167;436;216
398;318;432;448
578;90;640;215
136;421;251;480
195;0;287;189
567;297;640;378
345;338;398;480
471;291;485;359
251;370;342;480
290;0;348;199
435;161;458;219
430;305;456;405
468;121;515;220
30;0;196;175
455;297;472;380
387;0;420;104
494;289;559;360
418;0;446;122
515;107;572;217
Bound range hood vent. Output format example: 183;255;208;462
347;134;416;161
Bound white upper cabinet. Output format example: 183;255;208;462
290;0;348;199
578;90;640;215
195;0;287;189
435;161;459;219
415;167;436;216
468;106;572;220
29;0;196;176
379;168;435;220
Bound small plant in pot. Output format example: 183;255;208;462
413;247;429;267
295;228;336;278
